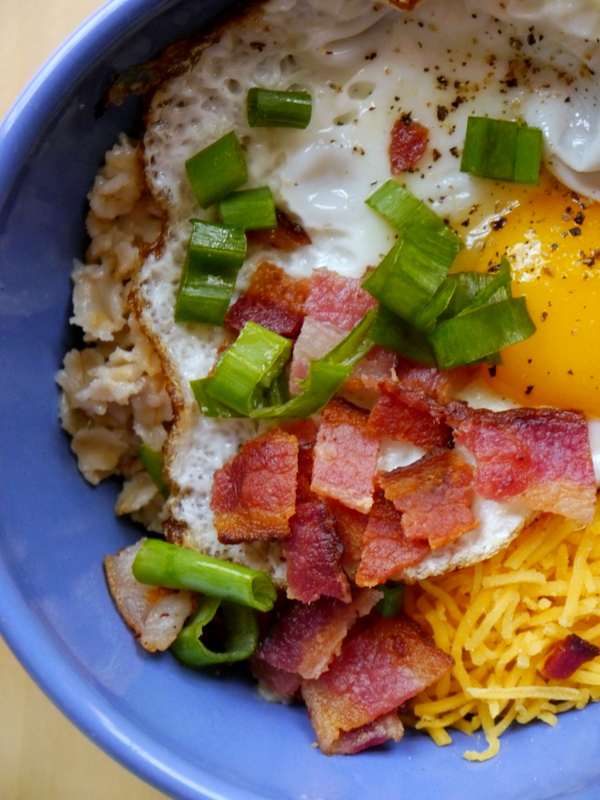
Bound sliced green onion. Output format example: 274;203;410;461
185;131;248;209
460;117;543;185
247;88;312;129
132;539;277;612
204;321;292;415
249;309;376;418
136;444;170;499
369;305;435;366
376;582;404;618
427;296;536;370
170;596;259;667
189;378;242;418
362;227;462;323
366;179;454;233
174;219;247;326
412;279;457;332
440;258;512;322
218;186;277;231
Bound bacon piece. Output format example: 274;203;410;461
311;398;380;513
254;591;381;681
104;539;194;652
246;208;312;251
301;613;454;755
284;500;351;603
224;262;308;338
304;268;378;330
453;407;596;524
378;448;478;549
211;428;298;543
356;493;430;587
542;634;600;680
280;418;318;503
289;268;377;394
326;499;369;579
367;379;452;449
329;712;405;755
385;0;424;8
249;656;302;701
341;346;398;409
389;117;429;173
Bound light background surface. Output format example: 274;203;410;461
0;1;170;798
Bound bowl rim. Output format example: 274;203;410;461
0;2;261;797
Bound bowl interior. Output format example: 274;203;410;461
2;1;600;798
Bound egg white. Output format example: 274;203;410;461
135;0;600;583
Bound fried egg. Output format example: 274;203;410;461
134;0;600;583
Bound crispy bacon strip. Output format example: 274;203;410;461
224;261;308;338
280;418;318;504
453;407;596;524
301;614;453;755
249;657;302;701
378;448;478;549
104;539;194;652
389;117;428;173
211;428;298;543
542;634;600;680
246;208;312;251
326;499;369;580
355;492;430;587
367;379;452;449
328;712;405;755
289;268;377;393
253;591;381;681
304;268;378;330
311;398;380;513
341;346;398;409
284;500;351;603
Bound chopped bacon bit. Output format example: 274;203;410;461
289;268;378;394
367;380;452;449
385;0;424;11
246;208;312;251
341;346;398;409
378;448;478;549
224;262;308;338
301;613;453;755
249;655;302;701
355;492;430;587
211;428;298;543
284;500;351;603
254;591;381;681
453;407;596;524
104;539;194;653
389;117;429;174
326;499;369;579
542;634;600;680
328;712;404;755
304;268;378;330
280;418;318;503
395;358;457;402
311;398;380;513
288;317;347;393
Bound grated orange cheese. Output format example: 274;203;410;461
404;505;600;761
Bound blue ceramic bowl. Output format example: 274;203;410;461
2;2;600;798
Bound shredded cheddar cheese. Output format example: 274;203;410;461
404;506;600;761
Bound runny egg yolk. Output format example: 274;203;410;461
460;171;600;417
